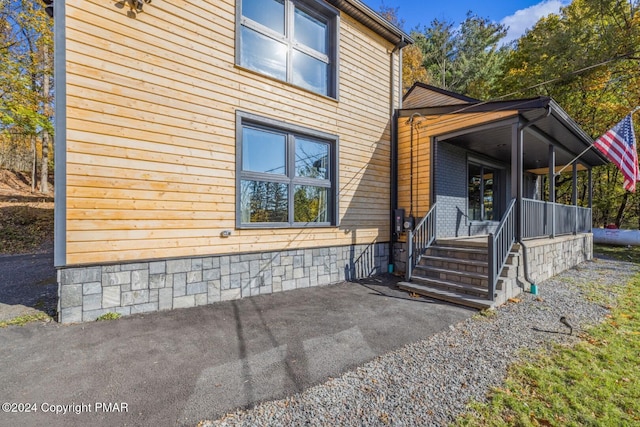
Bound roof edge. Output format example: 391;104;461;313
547;99;609;164
403;83;479;103
325;0;413;46
398;97;551;116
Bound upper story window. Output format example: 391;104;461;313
238;0;338;98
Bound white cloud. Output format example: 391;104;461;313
500;0;570;44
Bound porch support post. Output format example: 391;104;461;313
573;162;578;234
511;122;522;240
588;167;593;208
588;167;593;232
548;145;556;238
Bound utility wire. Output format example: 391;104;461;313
406;50;640;129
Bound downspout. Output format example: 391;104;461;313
390;110;398;269
53;0;67;268
517;106;551;290
389;37;407;270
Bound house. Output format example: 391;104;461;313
392;83;608;308
52;0;412;322
51;2;607;323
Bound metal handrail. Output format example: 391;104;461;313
406;203;437;281
488;199;516;301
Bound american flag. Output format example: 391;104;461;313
594;114;640;192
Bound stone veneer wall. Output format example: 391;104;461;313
521;233;593;284
58;242;389;323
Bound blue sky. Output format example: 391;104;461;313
364;0;571;43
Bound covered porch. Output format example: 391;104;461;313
393;87;609;307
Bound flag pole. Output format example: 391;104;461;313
554;107;640;176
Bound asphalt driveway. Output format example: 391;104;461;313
0;251;57;321
0;275;473;427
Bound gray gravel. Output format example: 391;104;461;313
203;255;638;426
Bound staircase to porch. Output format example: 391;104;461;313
399;237;523;309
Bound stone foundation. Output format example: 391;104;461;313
392;241;407;275
520;233;592;284
57;242;389;323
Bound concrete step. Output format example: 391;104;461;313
435;238;489;249
398;281;494;310
409;274;489;298
413;265;488;287
418;255;488;275
420;255;487;267
426;246;489;262
506;252;521;265
403;238;524;310
500;264;519;278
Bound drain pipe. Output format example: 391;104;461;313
517;106;551;294
389;37;408;271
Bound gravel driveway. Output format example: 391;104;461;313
203;254;638;426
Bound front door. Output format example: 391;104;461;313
467;161;505;235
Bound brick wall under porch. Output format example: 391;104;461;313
57;242;389;323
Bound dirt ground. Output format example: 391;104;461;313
0;169;54;254
0;169;53;199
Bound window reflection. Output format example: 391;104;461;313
241;27;287;81
242;127;286;175
294;7;327;53
239;0;334;97
295;138;329;179
292;50;328;95
242;0;284;34
468;163;494;221
294;185;329;222
241;180;288;223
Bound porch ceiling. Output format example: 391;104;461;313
400;97;610;173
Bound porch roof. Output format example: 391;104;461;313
399;96;610;170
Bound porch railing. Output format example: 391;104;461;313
523;198;592;238
406;203;437;281
577;206;592;233
488;198;516;302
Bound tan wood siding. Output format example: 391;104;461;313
64;0;399;265
396;111;517;221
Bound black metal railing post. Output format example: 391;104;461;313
405;204;437;281
488;199;516;302
488;234;496;301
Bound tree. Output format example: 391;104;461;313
414;19;456;90
401;44;430;92
377;2;430;92
378;1;405;30
412;12;508;99
496;0;640;227
0;0;53;191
